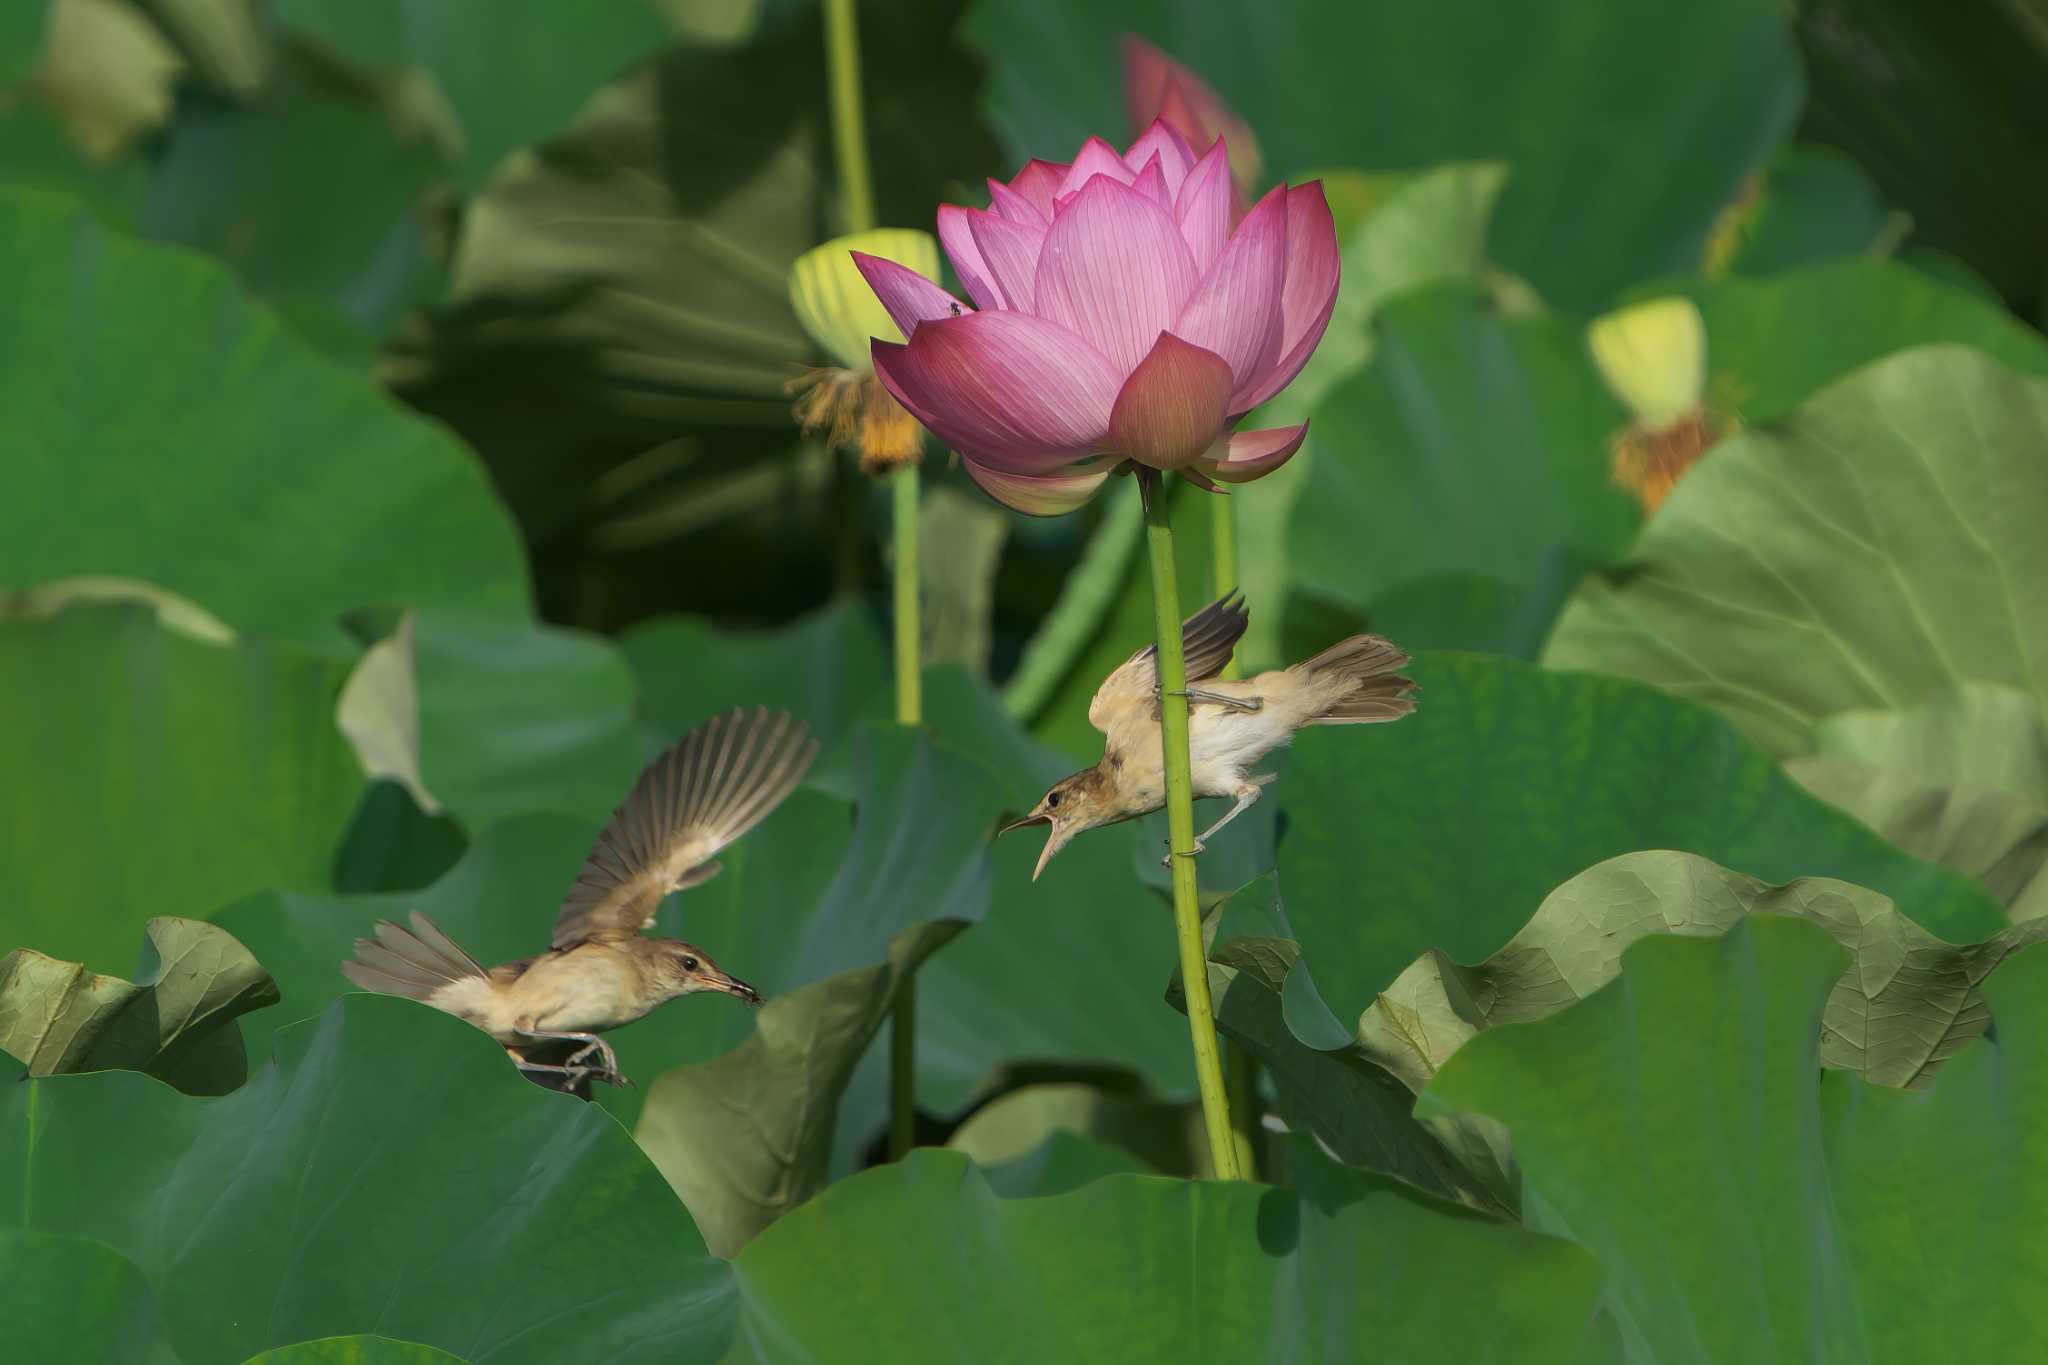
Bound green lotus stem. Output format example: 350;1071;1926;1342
893;466;922;726
1141;472;1242;1181
1205;489;1260;1177
1000;479;1143;720
888;461;921;1161
823;0;917;1159
822;0;875;236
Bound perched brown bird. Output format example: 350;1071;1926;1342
341;707;818;1089
1000;594;1415;879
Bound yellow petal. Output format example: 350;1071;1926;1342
788;228;941;371
1587;297;1706;428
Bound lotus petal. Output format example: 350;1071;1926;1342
1033;176;1198;375
871;311;1118;471
1109;332;1235;470
851;251;968;341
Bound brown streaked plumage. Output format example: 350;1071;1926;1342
341;707;818;1090
999;594;1416;879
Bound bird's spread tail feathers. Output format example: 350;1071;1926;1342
341;911;486;1002
1288;633;1418;725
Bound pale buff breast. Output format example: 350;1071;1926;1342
498;944;653;1034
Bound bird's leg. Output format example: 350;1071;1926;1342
1193;780;1265;846
513;1057;599;1086
1157;781;1258;867
517;1030;625;1084
1170;686;1264;713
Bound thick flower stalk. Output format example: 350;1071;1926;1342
855;120;1339;516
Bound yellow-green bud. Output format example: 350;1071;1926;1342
1587;297;1706;430
788;228;941;372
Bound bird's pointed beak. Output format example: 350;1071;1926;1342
708;970;763;1006
997;811;1050;838
1030;821;1077;882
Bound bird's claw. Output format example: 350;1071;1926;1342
1159;839;1207;868
566;1040;621;1075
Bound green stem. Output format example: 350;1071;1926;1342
1142;473;1242;1181
822;0;876;235
1205;489;1260;1178
824;0;917;1159
893;465;922;726
889;465;920;1158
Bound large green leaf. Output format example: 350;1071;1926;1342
1664;258;2048;422
402;610;644;831
1787;684;2048;921
270;0;673;188
725;1147;1609;1364
0;103;146;224
1545;347;2048;758
1717;143;1894;278
0;1230;176;1365
945;1079;1205;1181
0;917;278;1094
0;1;45;84
1287;284;1636;650
1288;259;2048;662
963;0;1799;310
621;600;891;756
1191;925;1516;1214
635;919;961;1256
336;610;647;832
141;92;441;336
1235;162;1517;665
0;604;364;973
1421;915;2048;1361
0;995;734;1363
967;1129;1156;1198
1355;850;2048;1094
1274;654;2005;1025
0;188;529;651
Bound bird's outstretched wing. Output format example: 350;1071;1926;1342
1087;592;1250;734
551;707;818;948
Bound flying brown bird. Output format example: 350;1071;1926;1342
1000;593;1415;879
341;707;818;1089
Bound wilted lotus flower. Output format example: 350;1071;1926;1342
1121;35;1261;205
854;123;1338;515
1587;297;1726;514
787;228;939;476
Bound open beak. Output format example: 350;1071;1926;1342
1030;821;1076;882
997;811;1072;882
709;971;763;1006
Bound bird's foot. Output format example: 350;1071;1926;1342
565;1038;621;1075
1159;839;1207;868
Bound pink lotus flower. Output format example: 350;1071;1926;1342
853;123;1338;515
1121;36;1262;207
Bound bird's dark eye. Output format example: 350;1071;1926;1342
681;955;700;971
1046;792;1062;809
